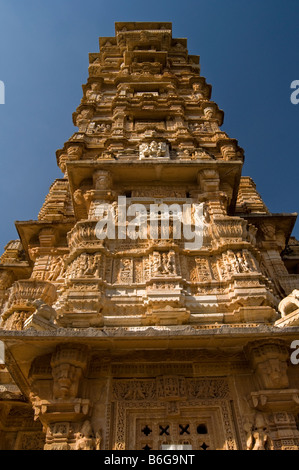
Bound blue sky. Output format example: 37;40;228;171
0;0;298;252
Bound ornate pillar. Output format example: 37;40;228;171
245;340;299;450
30;343;100;450
84;169;115;220
197;169;227;217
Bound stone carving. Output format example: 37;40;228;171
51;344;88;399
16;432;45;450
194;258;211;282
31;299;57;322
93;169;113;190
87;122;111;134
278;289;299;317
212;220;243;241
0;240;26;264
177;148;192;159
117;258;133;284
139;141;168;159
51;361;83;399
10;311;30;330
43;421;76;450
66;253;103;279
219;250;257;279
73;188;85;205
157;376;186;400
246;341;290;390
258;358;289;389
78;253;102;277
1;279;57;330
67;221;101;250
133;258;143;283
236;251;252;272
227;250;242;273
189;122;210;133
113;379;156;401
244;414;273;450
114;393;237;450
75;108;94;128
203;107;214;119
85;82;102;103
187;378;230;399
220;143;237;160
246;224;258;246
1;22;299;451
112;377;229;401
193;148;212;159
192;82;203;100
75;420;100;450
151;251;176;277
260;221;276;241
66;145;83;161
46;256;65;281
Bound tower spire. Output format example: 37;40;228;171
0;23;299;451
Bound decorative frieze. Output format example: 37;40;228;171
113;376;230;401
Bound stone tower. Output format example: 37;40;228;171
1;22;299;451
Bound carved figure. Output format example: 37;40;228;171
85;82;102;103
47;257;64;281
236;252;251;273
244;414;272;450
139;141;168;159
75;420;96;450
32;299;56;322
278;289;299;317
11;311;29;330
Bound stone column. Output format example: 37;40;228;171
85;169;114;220
245;340;299;450
197;169;228;217
30;343;100;450
258;220;298;296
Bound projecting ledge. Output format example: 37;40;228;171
1;323;299;347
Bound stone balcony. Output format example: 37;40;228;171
1;280;57;322
67;220;104;255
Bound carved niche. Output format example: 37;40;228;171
110;376;238;450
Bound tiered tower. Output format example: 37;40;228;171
1;22;299;450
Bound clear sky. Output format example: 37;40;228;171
0;0;298;252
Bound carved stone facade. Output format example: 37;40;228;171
1;22;299;450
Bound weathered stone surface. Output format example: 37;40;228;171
0;22;299;450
